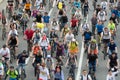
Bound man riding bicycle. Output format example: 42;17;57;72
16;50;28;78
5;66;18;80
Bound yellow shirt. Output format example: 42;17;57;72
108;22;115;30
36;22;44;29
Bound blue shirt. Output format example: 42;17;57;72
111;9;118;17
43;16;50;23
108;42;116;51
73;1;81;8
96;24;104;33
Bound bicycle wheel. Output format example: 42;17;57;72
20;68;25;80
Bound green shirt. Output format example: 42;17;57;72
7;70;18;78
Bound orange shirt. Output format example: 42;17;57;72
25;3;31;10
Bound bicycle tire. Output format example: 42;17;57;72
20;68;25;80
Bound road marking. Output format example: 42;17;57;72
76;42;84;80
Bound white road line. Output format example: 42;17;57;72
26;57;30;65
76;42;84;80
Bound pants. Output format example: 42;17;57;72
89;61;96;72
17;63;26;75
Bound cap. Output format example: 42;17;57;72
23;50;27;54
91;39;97;43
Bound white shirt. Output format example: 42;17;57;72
101;1;108;10
106;71;120;80
80;74;92;80
8;29;18;36
0;48;10;60
39;66;49;80
51;21;59;31
39;38;49;47
97;11;106;21
0;63;4;75
75;11;82;19
65;33;74;43
35;0;42;9
101;31;111;39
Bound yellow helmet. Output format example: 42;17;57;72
91;39;97;43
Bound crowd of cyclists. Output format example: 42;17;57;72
0;0;120;80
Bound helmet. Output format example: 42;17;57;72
3;44;6;48
91;39;97;43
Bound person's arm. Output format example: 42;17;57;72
32;33;35;41
65;58;69;67
6;36;10;46
116;59;119;68
96;57;98;66
88;44;91;54
107;59;110;69
61;71;64;80
115;45;118;53
106;75;109;80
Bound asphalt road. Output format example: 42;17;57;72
1;0;120;80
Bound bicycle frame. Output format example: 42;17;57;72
68;65;75;80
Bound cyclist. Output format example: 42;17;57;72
75;9;83;24
94;4;101;15
106;69;120;80
83;28;93;52
5;66;18;80
80;69;92;80
43;12;50;26
65;54;77;67
88;39;98;55
16;50;28;77
86;51;98;80
0;59;4;79
107;40;118;55
24;0;31;17
100;0;108;11
107;52;119;70
0;45;10;68
101;27;111;52
70;15;78;34
80;20;89;34
38;62;50;80
64;30;74;43
107;19;116;39
73;0;81;9
32;29;41;44
7;0;14;14
51;18;59;32
91;14;97;35
24;27;34;53
32;42;42;57
45;55;55;77
68;38;79;57
109;13;118;26
60;24;70;38
54;66;64;80
39;33;49;58
97;9;106;23
6;34;19;57
35;11;43;23
82;0;89;17
32;50;44;77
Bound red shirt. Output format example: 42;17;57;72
71;19;78;27
24;29;34;40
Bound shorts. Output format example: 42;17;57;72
97;32;102;35
102;39;110;44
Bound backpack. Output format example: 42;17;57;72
57;2;63;10
81;74;89;80
52;21;57;26
103;31;109;36
90;43;97;50
9;70;18;76
69;41;78;49
35;33;40;40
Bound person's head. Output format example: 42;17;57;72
86;28;89;32
82;69;87;76
110;39;114;44
10;66;14;71
104;27;108;32
3;44;7;49
98;20;102;25
22;50;27;55
111;13;115;17
91;39;96;44
44;12;48;16
41;62;46;68
55;66;61;72
67;76;73;80
111;52;116;58
40;3;43;7
64;24;68;28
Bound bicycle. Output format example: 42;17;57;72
27;40;33;55
2;25;6;40
14;0;19;10
50;38;55;57
89;66;96;80
110;30;116;40
9;45;16;63
6;6;13;20
18;65;26;80
67;64;76;80
84;40;90;54
102;41;108;60
92;0;97;10
20;20;27;35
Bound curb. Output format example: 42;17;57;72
0;0;3;4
